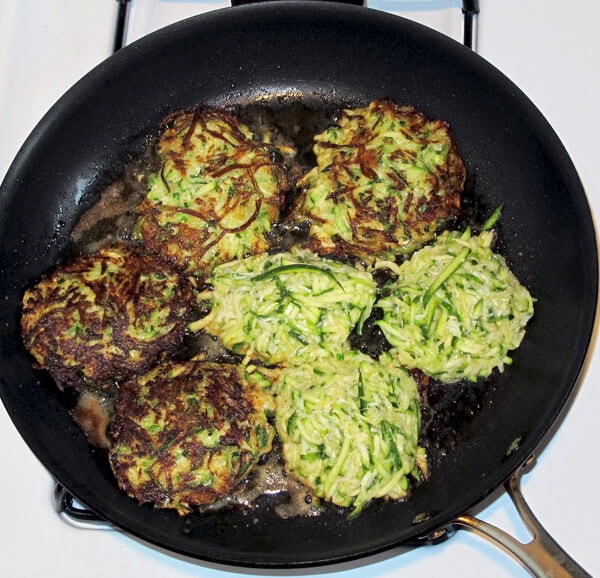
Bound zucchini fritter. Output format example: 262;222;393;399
275;350;426;516
109;360;275;514
190;248;377;365
376;228;535;383
290;99;465;260
21;244;194;391
133;107;289;277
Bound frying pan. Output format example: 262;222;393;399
0;2;596;575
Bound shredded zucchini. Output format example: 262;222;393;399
190;248;376;365
275;350;426;516
290;99;464;260
375;229;534;383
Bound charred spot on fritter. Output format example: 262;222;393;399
289;99;465;260
21;243;194;392
108;360;275;514
133;107;289;278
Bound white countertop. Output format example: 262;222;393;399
1;1;599;577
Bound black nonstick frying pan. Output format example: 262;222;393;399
0;2;597;576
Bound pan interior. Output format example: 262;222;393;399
0;2;596;568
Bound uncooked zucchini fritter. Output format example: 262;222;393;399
275;350;427;516
376;228;535;383
21;243;194;391
133;107;289;277
191;247;377;365
109;360;275;514
290;98;465;260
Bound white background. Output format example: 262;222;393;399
1;1;598;576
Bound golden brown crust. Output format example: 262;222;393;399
133;107;288;278
21;243;194;391
289;99;465;260
109;360;274;513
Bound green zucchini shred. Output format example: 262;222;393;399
482;204;503;231
252;263;345;291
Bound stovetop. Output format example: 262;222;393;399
1;2;599;577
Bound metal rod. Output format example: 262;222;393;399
462;0;480;50
53;483;114;531
114;0;132;52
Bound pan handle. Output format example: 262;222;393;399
453;459;591;578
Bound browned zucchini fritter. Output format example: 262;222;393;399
133;107;289;278
21;243;194;391
290;99;465;260
109;360;275;514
